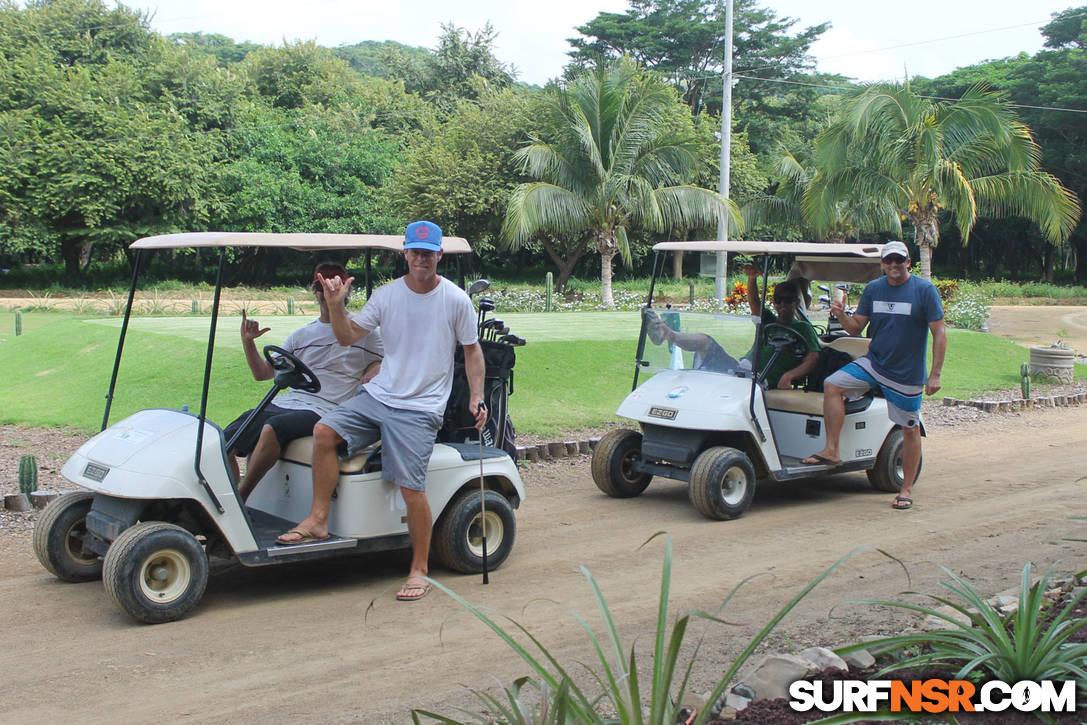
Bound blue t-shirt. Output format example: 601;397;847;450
856;276;944;385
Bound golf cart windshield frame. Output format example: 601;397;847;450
103;232;473;513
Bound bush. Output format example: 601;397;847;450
944;287;993;331
931;278;959;302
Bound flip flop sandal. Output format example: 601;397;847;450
396;578;432;602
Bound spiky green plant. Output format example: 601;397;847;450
18;454;38;495
839;563;1087;689
414;537;885;724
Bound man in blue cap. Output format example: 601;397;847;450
277;221;486;603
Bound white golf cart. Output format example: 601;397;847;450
592;240;914;520
34;232;526;623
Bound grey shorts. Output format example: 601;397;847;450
825;359;924;429
319;388;443;491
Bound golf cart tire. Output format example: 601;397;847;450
33;491;103;582
433;488;516;574
867;428;917;492
592;429;652;498
103;521;209;624
689;447;756;520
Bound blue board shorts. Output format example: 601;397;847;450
319;388;443;491
824;358;924;429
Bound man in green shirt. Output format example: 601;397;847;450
743;266;821;389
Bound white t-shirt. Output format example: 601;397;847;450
274;314;384;415
356;276;478;414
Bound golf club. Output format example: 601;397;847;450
468;278;490;298
497;333;525;346
477;297;494;333
477;399;489;584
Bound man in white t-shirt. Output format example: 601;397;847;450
224;263;383;501
276;222;485;603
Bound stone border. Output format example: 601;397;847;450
515;438;599;463
942;392;1087;412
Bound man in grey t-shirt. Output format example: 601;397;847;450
224;263;382;501
277;222;485;603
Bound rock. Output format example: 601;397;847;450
564;441;578;456
547;442;566;458
4;493;31;512
742;653;814;700
840;648;876;670
525;447;540;462
991;594;1018;616
29;491;59;509
723;690;752;712
535;443;550;460
799;646;848;673
577;440;591;454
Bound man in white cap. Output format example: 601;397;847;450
800;241;946;511
277;221;486;602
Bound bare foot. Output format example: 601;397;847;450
800;451;841;465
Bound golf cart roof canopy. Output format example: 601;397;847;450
652;240;883;257
652;240;889;285
130;231;472;254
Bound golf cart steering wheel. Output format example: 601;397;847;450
263;345;321;393
762;323;808;361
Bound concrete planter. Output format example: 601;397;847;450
1029;345;1076;384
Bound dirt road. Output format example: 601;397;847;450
2;402;1085;723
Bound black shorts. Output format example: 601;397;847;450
223;404;321;456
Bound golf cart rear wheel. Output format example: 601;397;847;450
867;428;917;492
592;429;652;498
433;489;516;574
103;522;209;624
689;447;756;520
33;491;102;582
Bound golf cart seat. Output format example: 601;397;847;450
821;336;870;358
280;436;379;473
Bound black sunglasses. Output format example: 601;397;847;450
882;255;908;265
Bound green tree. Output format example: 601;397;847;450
0;0;219;276
913;8;1087;281
385;88;539;271
569;0;827;115
502;60;740;306
805;83;1080;279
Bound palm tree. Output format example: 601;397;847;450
804;83;1080;279
501;60;741;307
742;150;899;242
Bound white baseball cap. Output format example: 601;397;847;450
880;241;909;259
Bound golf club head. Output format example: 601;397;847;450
468;278;491;297
819;295;831;304
817;284;830;293
499;326;509;336
498;334;525;346
478;298;495;312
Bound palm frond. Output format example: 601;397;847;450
970;171;1082;243
502;182;591;245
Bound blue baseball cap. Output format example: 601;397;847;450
404;221;443;252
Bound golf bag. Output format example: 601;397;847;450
439;340;518;459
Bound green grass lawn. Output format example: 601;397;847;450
2;310;1083;436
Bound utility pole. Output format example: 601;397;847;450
714;0;734;300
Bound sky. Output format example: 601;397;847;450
130;0;1078;86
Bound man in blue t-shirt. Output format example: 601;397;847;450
800;242;947;511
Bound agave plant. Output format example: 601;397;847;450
413;536;880;724
839;563;1087;688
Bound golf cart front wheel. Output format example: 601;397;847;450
592;429;652;498
33;491;102;582
103;522;209;624
866;428;918;492
689;447;756;520
433;489;516;574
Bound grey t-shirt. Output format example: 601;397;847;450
274;315;383;415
